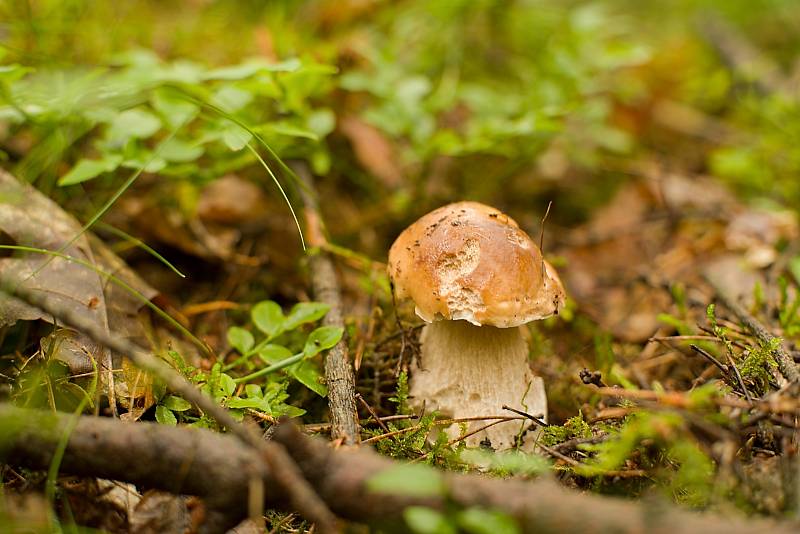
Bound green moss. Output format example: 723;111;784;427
739;338;779;395
541;412;592;446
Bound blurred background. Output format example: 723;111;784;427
2;0;799;253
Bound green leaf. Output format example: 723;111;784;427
257;344;294;364
120;153;167;173
307;109;336;138
222;123;253;151
159;60;204;84
167;349;193;375
367;464;445;497
220;373;237;397
106;108;162;144
155;405;177;426
159;138;204;162
0;63;33;84
244;384;262;398
263;121;318;140
266;58;303;72
227;396;271;412
252;301;285;338
162;395;192;412
59;154;122;186
459;450;551;476
789;256;800;286
151;90;199;128
303;326;343;357
457;508;520;534
404;507;456;534
204;60;271;80
212;86;253;113
290;360;328;397
206;363;221;393
285;302;330;330
227;327;255;354
202;57;303;80
273;403;306;418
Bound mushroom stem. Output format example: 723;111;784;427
410;320;547;450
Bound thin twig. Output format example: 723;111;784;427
540;439;648;478
353;302;378;372
696;325;749;350
303;414;416;433
650;334;721;343
539;200;553;285
293;161;360;446
362;424;423;444
355;393;390;433
724;351;754;402
361;415;527;445
689;344;728;375
502;405;548;427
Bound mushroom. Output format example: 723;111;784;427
388;201;565;450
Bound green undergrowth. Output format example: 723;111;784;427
159;299;343;427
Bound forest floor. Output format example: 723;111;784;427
2;1;800;533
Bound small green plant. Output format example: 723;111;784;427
389;370;411;415
541;412;592;446
707;304;734;356
777;277;800;338
402;504;521;534
368;463;521;534
580;411;716;506
0;49;336;186
738;338;779;395
155;299;342;427
369;412;438;460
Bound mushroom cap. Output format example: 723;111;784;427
388;201;565;327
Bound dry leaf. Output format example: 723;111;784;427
0;169;159;416
339;115;403;188
561;170;797;342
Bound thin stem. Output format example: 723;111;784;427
234;352;304;384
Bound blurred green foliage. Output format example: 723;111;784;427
2;0;798;221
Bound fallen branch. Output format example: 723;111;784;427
0;274;338;533
1;404;798;534
292;161;360;445
591;386;800;417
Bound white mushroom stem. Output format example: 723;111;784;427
410;320;547;450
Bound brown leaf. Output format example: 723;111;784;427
560;171;797;342
130;491;189;534
339;115;403;187
197;174;270;226
0;168;159;415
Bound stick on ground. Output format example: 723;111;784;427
2;404;799;534
292;161;361;445
0;274;339;533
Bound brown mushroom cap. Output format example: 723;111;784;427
388;201;565;328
